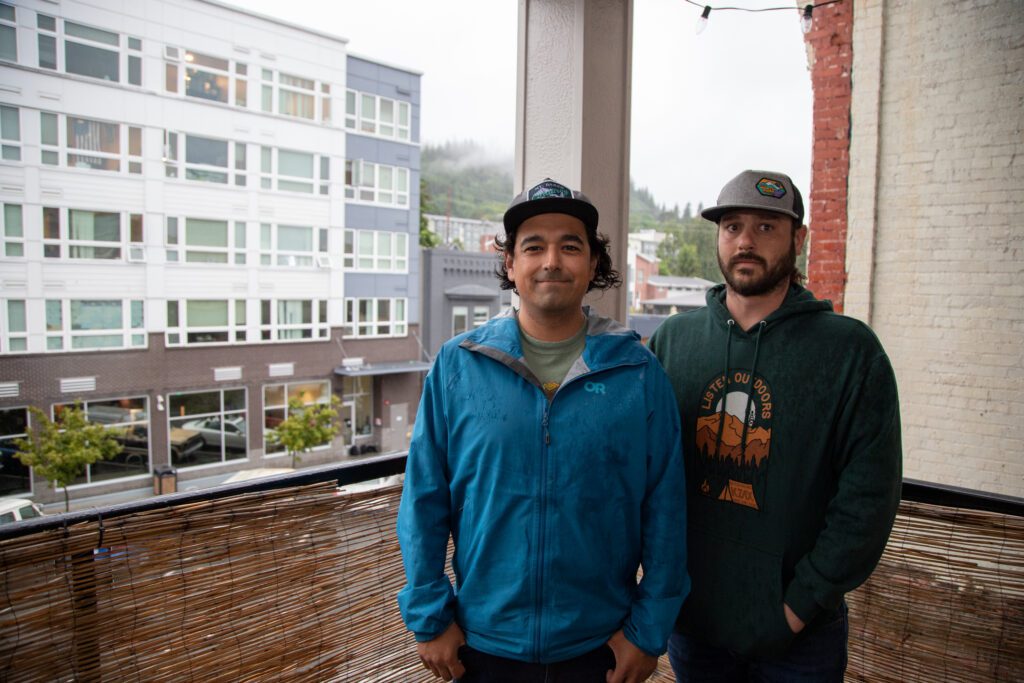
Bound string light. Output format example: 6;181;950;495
682;0;843;35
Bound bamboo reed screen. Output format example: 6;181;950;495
1;485;1020;682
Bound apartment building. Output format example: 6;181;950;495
0;0;424;505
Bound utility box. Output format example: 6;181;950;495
153;465;177;495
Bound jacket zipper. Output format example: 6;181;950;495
533;405;550;660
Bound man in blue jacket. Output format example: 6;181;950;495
397;178;689;683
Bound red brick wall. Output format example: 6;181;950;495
803;0;854;312
634;255;659;302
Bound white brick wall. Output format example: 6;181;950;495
848;0;1024;497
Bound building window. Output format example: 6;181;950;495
2;299;26;353
260;70;330;122
45;299;145;351
64;20;119;81
260;146;328;194
452;305;489;337
341;376;373;442
41;207;142;261
0;3;16;63
473;306;490;328
344;160;409;207
0;104;20;161
0;407;31;496
165;217;245;264
259;223;327;267
345;90;410;141
166;300;246;346
343;297;407;339
40;112;142;174
54;397;150;485
263;380;331;455
342;229;408;272
168;388;248;467
259;299;329;341
2;203;22;257
164;131;245;185
164;48;247;107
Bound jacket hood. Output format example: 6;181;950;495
705;283;832;333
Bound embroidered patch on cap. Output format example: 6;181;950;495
528;180;573;201
756;178;787;199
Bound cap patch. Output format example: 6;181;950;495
756;178;787;199
528;180;573;201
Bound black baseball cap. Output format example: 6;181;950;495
503;178;599;236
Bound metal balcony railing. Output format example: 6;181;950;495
1;459;1021;682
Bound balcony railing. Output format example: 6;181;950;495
1;459;1021;682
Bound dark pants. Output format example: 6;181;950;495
455;643;616;683
667;603;848;683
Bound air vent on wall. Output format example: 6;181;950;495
214;366;242;382
60;377;96;393
268;363;294;378
0;382;20;398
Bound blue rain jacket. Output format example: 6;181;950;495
397;307;689;662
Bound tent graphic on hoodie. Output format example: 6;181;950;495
694;373;774;511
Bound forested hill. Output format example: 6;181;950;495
420;141;722;280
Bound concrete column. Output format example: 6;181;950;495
515;0;633;322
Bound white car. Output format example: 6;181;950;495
0;497;45;525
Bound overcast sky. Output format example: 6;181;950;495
230;0;812;213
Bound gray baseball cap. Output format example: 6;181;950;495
503;178;599;236
701;170;805;224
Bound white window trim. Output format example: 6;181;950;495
166;387;249;468
166;299;247;347
164;131;244;186
40;112;142;175
259;146;328;195
42;207;142;262
263;380;333;457
166;47;247;108
345;89;410;142
0;4;17;65
165;216;246;265
343;228;409;273
261;70;331;123
343;297;408;339
39;18;141;87
344;159;409;208
259;299;329;342
45;298;146;353
258;223;327;268
1;202;23;259
53;396;150;487
1;299;27;354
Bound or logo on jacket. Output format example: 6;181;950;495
694;369;774;511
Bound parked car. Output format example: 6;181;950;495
116;424;205;463
0;497;45;525
180;416;247;452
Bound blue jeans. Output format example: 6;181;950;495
667;603;848;682
455;643;616;683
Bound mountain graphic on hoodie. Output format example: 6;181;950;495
695;412;771;467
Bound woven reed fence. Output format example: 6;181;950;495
1;483;1020;682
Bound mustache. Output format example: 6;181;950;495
728;253;767;268
534;273;572;282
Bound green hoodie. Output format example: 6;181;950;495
648;283;902;658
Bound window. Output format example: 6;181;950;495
343;297;407;338
343;229;408;272
0;407;31;496
452;306;468;336
2;299;26;352
345;90;411;141
168;388;248;467
344;160;409;207
259;223;327;267
164;132;245;184
45;299;146;351
0;105;19;161
65;20;119;81
341;376;373;441
40;112;142;174
473;306;491;328
41;207;142;261
166;299;246;346
263;381;331;455
260;70;330;122
260;146;328;194
0;3;15;63
164;48;248;107
2;203;22;257
164;217;245;264
55;397;149;484
260;299;329;341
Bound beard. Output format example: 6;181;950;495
718;238;797;297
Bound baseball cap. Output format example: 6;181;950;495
701;170;805;224
503;178;599;235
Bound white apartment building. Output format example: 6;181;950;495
0;0;424;505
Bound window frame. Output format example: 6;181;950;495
166;387;249;468
260;70;331;123
40;111;142;175
0;3;17;64
342;228;409;272
164;216;246;265
41;206;143;262
2;202;23;258
345;89;410;142
0;104;21;161
45;298;146;352
1;298;27;353
262;380;333;456
259;299;329;342
38;18;142;86
0;406;32;496
259;146;328;195
343;297;408;339
164;131;245;185
53;396;150;486
259;223;327;268
166;299;247;347
344;159;409;207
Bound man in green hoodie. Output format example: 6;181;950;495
648;169;902;681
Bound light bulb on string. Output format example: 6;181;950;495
695;5;711;35
800;4;814;34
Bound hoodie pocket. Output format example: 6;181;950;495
680;529;796;658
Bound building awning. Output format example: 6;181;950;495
444;283;499;300
333;360;432;377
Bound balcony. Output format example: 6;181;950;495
1;454;1020;682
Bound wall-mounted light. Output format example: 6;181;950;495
156;395;165;412
695;5;712;34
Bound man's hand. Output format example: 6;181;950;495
783;603;806;634
417;622;466;681
605;629;657;683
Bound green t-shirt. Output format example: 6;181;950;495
519;320;587;400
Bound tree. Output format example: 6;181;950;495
13;404;122;511
657;231;701;277
267;396;340;468
419;178;441;248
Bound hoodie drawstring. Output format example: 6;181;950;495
738;321;767;463
713;319;735;459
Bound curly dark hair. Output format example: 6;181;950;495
493;226;622;292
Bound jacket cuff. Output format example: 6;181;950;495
783;579;822;625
